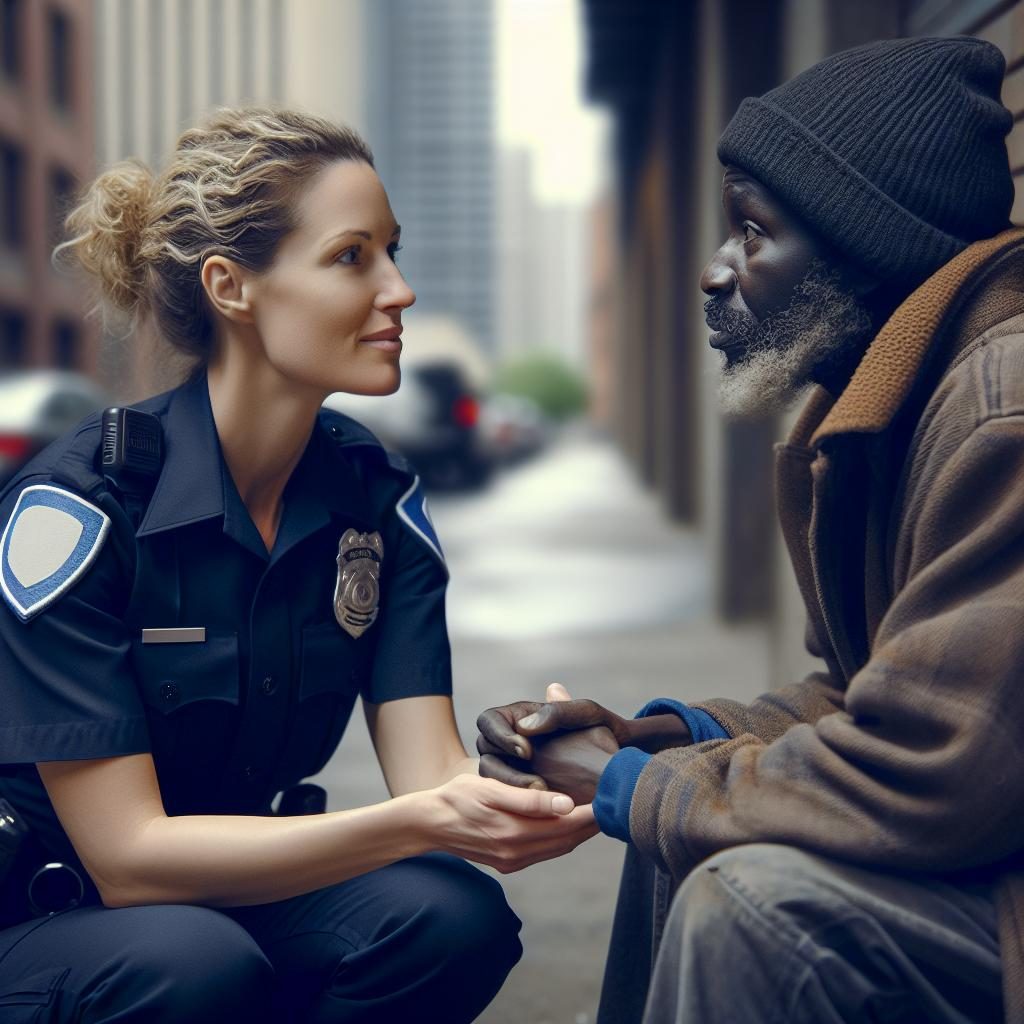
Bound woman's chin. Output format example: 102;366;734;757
336;368;401;398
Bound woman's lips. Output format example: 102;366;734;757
359;327;402;352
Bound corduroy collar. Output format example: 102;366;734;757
798;227;1024;447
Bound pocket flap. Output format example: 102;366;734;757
131;630;240;713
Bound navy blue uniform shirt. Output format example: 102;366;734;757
0;372;451;876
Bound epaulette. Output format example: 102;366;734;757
0;416;106;508
318;408;411;479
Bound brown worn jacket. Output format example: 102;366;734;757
629;228;1024;1021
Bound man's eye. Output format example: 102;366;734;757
337;246;361;265
388;243;403;263
742;223;759;243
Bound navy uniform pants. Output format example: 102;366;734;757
0;853;521;1023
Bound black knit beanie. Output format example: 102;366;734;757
717;36;1014;288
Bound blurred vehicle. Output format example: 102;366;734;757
323;361;491;490
0;371;109;487
478;393;549;465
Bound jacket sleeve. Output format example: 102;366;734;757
630;412;1024;880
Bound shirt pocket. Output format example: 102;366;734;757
277;621;371;784
130;631;241;772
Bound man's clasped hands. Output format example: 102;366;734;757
475;684;692;804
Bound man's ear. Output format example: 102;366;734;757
201;255;255;325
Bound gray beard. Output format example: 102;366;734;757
713;262;874;419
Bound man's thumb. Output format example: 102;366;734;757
547;682;572;702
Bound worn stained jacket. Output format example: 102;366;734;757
629;229;1024;1021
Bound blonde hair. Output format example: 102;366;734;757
58;108;374;359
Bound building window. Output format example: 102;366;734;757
50;166;76;246
49;7;72;112
0;141;23;248
0;309;25;367
53;319;78;368
0;0;18;82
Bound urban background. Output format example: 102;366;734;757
1;1;1023;1022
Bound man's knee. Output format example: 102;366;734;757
665;843;828;952
92;905;273;1023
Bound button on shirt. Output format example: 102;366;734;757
0;372;451;860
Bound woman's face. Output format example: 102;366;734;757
246;159;415;397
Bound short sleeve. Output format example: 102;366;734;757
0;480;150;765
364;495;452;704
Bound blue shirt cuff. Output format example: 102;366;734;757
634;698;730;743
593;747;651;843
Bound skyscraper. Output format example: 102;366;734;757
365;0;496;353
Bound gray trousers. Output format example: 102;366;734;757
600;844;1002;1024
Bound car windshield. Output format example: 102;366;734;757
0;376;53;429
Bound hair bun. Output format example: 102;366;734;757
59;158;155;316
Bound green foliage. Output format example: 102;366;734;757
493;353;588;420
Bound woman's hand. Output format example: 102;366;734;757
426;775;598;874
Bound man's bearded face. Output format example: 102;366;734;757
703;258;875;417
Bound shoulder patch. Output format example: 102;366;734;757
396;476;446;569
0;485;110;622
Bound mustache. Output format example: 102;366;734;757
703;297;758;342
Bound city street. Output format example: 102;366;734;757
320;428;773;1024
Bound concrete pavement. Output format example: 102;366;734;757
319;429;773;1023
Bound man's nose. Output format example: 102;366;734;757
700;250;736;297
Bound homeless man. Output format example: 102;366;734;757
478;35;1024;1024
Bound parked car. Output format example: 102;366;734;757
478;393;548;465
0;370;110;487
323;360;491;490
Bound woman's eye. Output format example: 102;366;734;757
742;223;760;244
388;243;403;263
337;246;361;265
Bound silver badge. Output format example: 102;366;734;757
334;529;383;638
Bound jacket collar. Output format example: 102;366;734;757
804;227;1024;447
136;373;375;553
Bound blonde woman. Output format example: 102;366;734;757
0;109;595;1023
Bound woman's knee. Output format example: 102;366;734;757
414;854;523;970
93;904;273;1022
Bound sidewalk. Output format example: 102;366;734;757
320;430;773;1023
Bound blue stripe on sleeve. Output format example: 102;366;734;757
634;698;730;742
593;747;652;843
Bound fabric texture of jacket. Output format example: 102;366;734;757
628;228;1024;1022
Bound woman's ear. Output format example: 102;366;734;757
201;255;255;325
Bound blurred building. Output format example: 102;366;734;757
496;147;589;368
92;0;368;396
0;0;98;373
582;0;1024;687
365;0;497;354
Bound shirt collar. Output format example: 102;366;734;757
136;372;377;551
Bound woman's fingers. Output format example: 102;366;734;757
478;777;575;817
459;810;600;873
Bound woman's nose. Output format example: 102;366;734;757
380;265;416;311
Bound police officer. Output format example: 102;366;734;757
0;109;596;1023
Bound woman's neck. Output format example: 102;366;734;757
206;345;325;552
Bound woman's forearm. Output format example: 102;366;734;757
104;793;435;908
42;755;594;911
